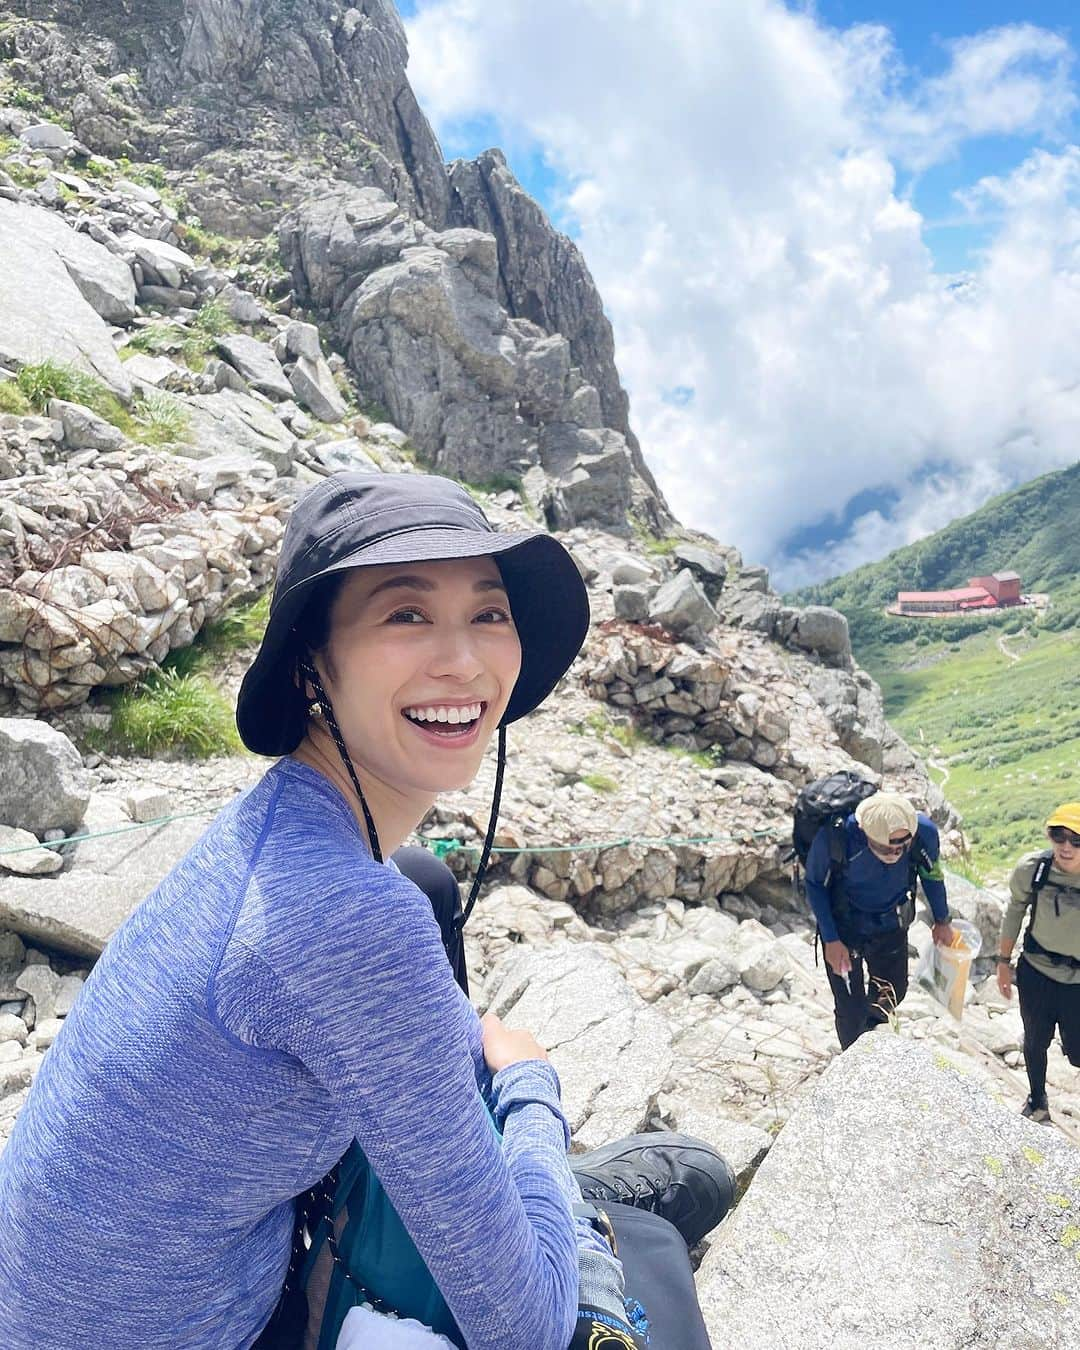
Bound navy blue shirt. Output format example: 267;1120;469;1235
805;811;949;943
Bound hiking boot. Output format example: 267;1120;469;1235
1021;1095;1051;1124
570;1132;736;1247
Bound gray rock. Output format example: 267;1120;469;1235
216;333;293;401
486;946;673;1151
124;786;171;824
137;284;197;310
181;388;297;473
54;974;85;1018
288;354;347;422
0;200;131;395
0;1013;28;1046
613;583;652;623
648;569;719;639
17;208;137;324
696;1034;1080;1348
19;122;73;151
217;283;265;325
688;954;742;996
30;1017;64;1051
0;825;64;876
15;962;60;1023
47;399;127;452
313;438;381;474
122;353;187;388
0;720;91;835
672;543;729;600
0;795;211;957
116;233;196;291
285;320;322;363
791;606;852;666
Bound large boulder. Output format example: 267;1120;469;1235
485;946;674;1152
791;605;852;667
0;200;131;395
0;720;91;835
19;206;136;324
697;1034;1080;1348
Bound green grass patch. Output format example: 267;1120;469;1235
176;220;238;263
0;380;31;415
122;323;178;358
3;159;46;188
200;592;271;653
104;669;240;757
579;772;619;793
863;624;1080;874
131;390;190;445
16;359;111;414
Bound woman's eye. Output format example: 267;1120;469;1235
388;608;428;624
475;607;512;624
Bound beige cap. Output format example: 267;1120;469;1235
855;791;917;844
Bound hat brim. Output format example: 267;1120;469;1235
236;528;589;756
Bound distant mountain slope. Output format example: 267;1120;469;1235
790;461;1080;631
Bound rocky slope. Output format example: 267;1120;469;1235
1;2;1076;1341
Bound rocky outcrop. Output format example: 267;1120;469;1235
448;149;664;508
4;1;450;222
281;185;643;521
697;1034;1080;1348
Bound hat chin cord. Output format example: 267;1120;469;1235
299;660;506;928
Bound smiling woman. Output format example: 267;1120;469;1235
0;473;603;1350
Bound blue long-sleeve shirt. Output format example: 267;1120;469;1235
0;759;577;1350
804;811;949;943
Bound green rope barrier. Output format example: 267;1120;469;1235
0;808;782;860
0;809;216;857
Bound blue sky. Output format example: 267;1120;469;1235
402;0;1079;275
400;2;1080;583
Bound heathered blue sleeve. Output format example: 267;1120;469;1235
804;826;841;943
209;801;578;1350
915;814;949;922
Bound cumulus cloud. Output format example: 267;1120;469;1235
405;1;1080;587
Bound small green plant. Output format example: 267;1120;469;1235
106;669;241;757
192;297;231;338
464;472;523;498
579;772;619;793
0;380;31;415
8;86;44;112
3;159;46;188
201;592;271;653
15;359;109;414
176;220;236;263
124;161;167;190
123;323;177;357
133;390;190;444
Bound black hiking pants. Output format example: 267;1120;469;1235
825;926;910;1050
1016;956;1080;1103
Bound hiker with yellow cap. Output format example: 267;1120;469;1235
997;802;1080;1124
805;790;954;1049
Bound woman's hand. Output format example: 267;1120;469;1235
480;1012;548;1073
997;960;1014;1000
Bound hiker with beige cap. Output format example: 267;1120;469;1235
805;790;955;1049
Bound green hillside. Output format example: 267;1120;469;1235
791;460;1080;648
787;462;1080;877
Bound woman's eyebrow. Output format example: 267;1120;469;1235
366;574;508;598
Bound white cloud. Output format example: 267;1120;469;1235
405;1;1080;586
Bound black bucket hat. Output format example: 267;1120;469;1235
236;471;590;757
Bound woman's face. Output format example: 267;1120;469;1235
314;555;522;800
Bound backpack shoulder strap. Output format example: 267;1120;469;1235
1031;848;1057;919
1031;849;1054;895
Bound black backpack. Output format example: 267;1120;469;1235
792;771;878;875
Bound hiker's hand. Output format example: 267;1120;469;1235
824;941;851;977
997;961;1014;1000
932;921;957;947
481;1013;548;1073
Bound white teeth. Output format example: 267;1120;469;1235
404;702;482;726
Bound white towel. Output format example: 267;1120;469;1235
335;1305;458;1349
